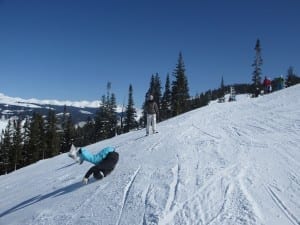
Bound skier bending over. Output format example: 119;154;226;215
68;145;119;184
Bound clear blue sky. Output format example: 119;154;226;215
0;0;299;108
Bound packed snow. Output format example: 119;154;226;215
0;85;300;225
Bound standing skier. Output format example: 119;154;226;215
263;76;272;94
145;94;159;135
68;145;119;184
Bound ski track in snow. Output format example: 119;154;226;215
266;185;300;225
116;166;141;225
64;183;110;225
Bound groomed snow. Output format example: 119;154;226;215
0;85;299;225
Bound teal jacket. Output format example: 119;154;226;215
79;147;115;165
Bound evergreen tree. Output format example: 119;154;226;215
105;82;118;137
11;118;23;171
94;83;118;140
286;66;300;87
251;39;263;91
171;52;190;116
61;105;67;131
27;113;46;163
64;114;75;150
0;121;12;174
84;116;95;144
147;73;162;106
108;93;118;136
120;95;126;133
95;95;111;141
161;73;172;120
21;117;31;167
153;73;162;110
190;92;210;109
45;110;60;157
218;76;225;99
141;93;148;129
124;84;137;132
61;106;75;152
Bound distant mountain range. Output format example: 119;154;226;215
0;93;141;130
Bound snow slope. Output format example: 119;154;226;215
1;85;300;225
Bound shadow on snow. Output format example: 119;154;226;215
0;179;93;218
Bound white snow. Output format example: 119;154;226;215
0;119;8;133
0;85;300;225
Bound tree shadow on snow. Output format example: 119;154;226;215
0;180;91;218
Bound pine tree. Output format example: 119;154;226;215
124;84;137;132
75;115;95;147
105;82;118;137
141;93;148;129
153;73;162;110
161;73;172;120
61;106;75;152
94;95;108;141
108;93;118;136
0;121;12;174
171;52;190;116
251;39;263;91
218;76;225;99
147;73;162;104
45;110;60;157
94;83;118;141
27;113;46;163
11;118;23;171
21;117;31;167
64;114;75;150
85;116;95;144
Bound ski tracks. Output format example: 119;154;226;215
158;161;265;225
265;185;300;225
157;163;181;225
116;166;141;225
64;183;109;225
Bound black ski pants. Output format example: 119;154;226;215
84;151;119;180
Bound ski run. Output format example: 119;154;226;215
0;84;300;225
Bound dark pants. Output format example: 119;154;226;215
84;152;119;179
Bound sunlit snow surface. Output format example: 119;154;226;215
1;85;299;225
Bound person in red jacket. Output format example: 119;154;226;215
263;76;272;94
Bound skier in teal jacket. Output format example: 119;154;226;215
68;145;119;184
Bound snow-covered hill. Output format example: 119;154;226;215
0;85;299;225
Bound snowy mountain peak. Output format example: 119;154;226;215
0;85;300;225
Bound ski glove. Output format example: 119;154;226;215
82;177;89;185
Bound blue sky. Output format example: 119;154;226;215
0;0;299;108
